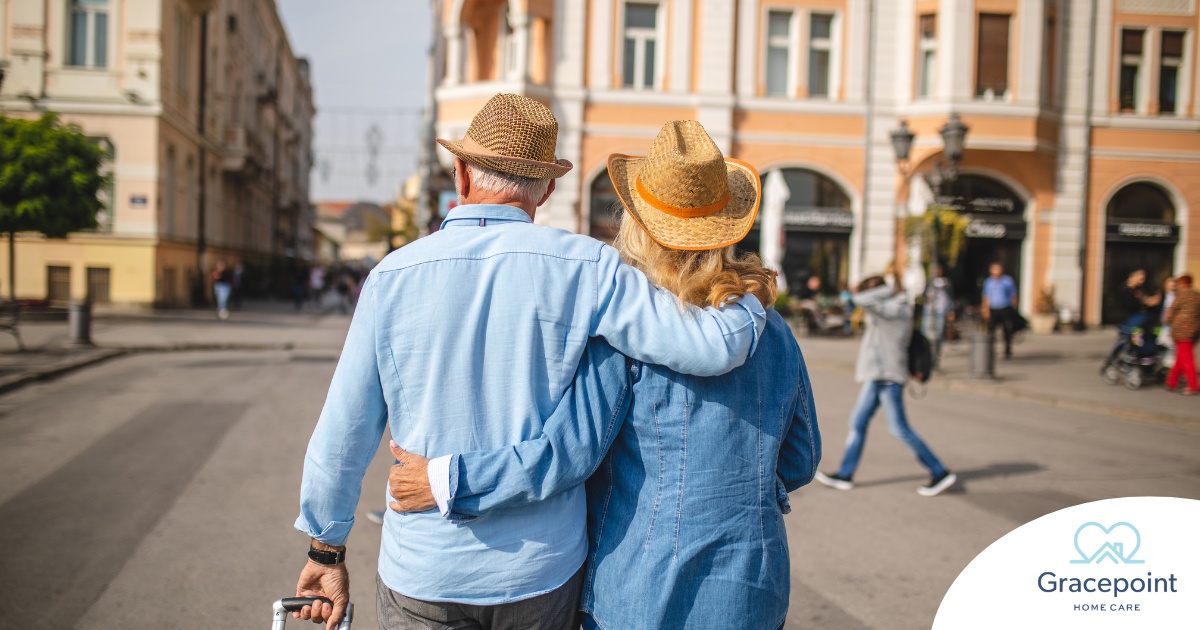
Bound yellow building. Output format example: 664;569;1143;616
434;0;1199;325
0;0;314;307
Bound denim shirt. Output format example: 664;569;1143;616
443;311;820;628
294;205;766;605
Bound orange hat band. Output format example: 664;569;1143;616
635;176;730;219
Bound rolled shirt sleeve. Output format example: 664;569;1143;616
591;246;765;377
295;275;390;546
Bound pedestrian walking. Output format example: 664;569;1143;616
982;262;1018;359
308;266;326;309
923;263;954;364
231;262;244;310
815;274;957;496
1164;274;1199;395
290;95;766;630
211;261;232;320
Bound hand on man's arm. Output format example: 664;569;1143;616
387;440;436;513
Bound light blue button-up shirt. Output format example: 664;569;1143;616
295;204;765;605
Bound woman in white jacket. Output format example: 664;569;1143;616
815;274;958;497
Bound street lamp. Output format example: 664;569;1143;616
891;113;969;197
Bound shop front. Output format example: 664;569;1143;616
1101;182;1179;324
741;167;854;295
943;175;1028;306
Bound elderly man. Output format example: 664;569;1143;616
292;94;765;630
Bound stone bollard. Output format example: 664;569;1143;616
67;301;93;347
968;330;994;380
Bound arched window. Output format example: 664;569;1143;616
752;167;853;295
1107;182;1175;223
589;169;622;242
770;168;851;210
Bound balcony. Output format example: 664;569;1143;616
222;127;248;172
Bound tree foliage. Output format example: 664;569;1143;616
0;114;108;237
904;204;971;271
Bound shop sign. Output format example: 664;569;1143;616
782;208;854;232
966;220;1008;239
936;196;1018;214
129;195;148;208
1107;222;1178;243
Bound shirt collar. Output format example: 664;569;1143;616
441;204;534;229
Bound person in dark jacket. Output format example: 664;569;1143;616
815;274;957;497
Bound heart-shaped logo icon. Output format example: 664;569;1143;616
1071;522;1144;564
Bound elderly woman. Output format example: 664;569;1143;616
388;121;820;630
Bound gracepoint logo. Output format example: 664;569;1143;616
1070;522;1145;565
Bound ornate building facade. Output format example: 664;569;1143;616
433;0;1199;324
0;0;315;306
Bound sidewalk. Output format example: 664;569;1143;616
791;324;1199;428
0;299;351;394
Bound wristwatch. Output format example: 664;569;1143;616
308;543;346;566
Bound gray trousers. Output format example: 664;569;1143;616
377;567;584;630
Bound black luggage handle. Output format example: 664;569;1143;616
272;597;353;629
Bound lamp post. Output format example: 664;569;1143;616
890;114;970;270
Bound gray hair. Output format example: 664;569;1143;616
458;163;552;206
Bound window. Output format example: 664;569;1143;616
175;4;193;94
164;146;177;236
765;11;793;97
622;3;659;89
68;0;108;68
47;266;71;302
1041;14;1058;106
808;14;834;98
1159;31;1184;115
499;6;521;80
1119;29;1144;112
92;137;115;232
917;14;937;99
87;267;111;303
976;13;1011;99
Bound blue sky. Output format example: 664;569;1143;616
278;0;433;202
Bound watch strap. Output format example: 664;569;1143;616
308;544;346;566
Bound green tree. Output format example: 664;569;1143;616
0;114;108;302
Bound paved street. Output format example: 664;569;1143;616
0;310;1198;629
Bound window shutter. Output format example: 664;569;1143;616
976;14;1010;97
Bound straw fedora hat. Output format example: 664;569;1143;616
608;121;760;251
437;93;573;180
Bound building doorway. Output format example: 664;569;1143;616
942;175;1027;306
741;167;853;296
1101;182;1179;324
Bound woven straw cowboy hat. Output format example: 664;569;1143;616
608;120;761;251
437;93;573;180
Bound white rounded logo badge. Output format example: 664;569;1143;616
934;497;1198;629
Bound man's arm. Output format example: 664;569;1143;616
293;275;389;629
591;246;765;377
388;337;633;520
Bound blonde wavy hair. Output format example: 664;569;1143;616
614;211;778;309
